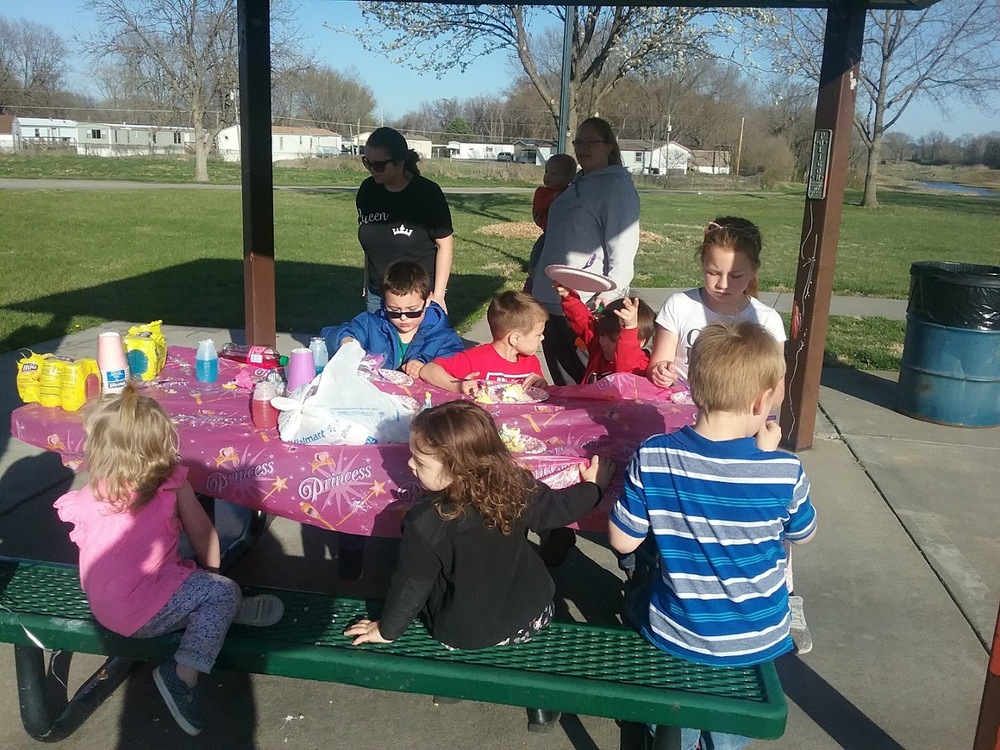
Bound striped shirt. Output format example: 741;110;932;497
612;425;817;667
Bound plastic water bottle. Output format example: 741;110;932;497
195;339;219;383
309;337;329;375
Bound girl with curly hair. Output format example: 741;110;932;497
344;400;613;651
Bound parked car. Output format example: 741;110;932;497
497;152;514;162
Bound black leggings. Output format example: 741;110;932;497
541;316;586;386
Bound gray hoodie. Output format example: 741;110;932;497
530;164;640;314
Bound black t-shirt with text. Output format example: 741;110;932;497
356;175;453;292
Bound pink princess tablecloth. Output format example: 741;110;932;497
11;347;696;537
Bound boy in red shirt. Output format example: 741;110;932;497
554;284;655;384
524;154;578;292
420;291;548;394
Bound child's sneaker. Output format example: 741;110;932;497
233;594;284;627
789;595;813;654
153;662;202;736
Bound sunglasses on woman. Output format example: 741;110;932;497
383;308;425;320
362;156;398;173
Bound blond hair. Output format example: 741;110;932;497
83;383;179;512
487;291;548;339
688;322;785;414
411;401;536;535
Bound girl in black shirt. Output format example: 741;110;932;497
344;400;613;650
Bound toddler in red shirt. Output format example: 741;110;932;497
420;291;548;394
555;284;655;384
524;153;578;293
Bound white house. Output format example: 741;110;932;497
617;140;650;174
75;123;196;157
514;139;556;166
447;140;515;160
0;115;14;152
12;117;78;149
644;141;693;174
688;148;732;175
216;125;343;163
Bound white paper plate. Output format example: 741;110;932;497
545;264;616;293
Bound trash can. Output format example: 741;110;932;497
897;261;1000;427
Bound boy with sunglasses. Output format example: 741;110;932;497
321;261;464;380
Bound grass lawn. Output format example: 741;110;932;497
1;182;996;369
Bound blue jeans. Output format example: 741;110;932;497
625;584;752;750
679;728;752;750
365;290;382;314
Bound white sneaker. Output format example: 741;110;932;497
789;595;813;654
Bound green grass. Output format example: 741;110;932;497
1;179;997;368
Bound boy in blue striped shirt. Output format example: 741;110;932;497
611;321;816;750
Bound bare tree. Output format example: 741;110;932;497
0;18;69;114
881;131;912;163
343;4;770;138
286;66;376;132
82;0;308;182
764;2;1000;206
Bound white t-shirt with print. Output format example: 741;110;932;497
654;289;787;380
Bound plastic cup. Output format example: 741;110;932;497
97;331;129;394
285;347;315;393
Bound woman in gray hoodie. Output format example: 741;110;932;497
529;117;641;386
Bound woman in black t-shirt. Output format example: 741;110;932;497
357;128;454;313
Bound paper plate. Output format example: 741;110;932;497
545;264;616;293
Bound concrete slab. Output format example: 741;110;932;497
1;316;992;749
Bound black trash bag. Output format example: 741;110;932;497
907;261;1000;331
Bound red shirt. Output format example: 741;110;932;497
561;291;650;384
532;186;566;232
434;343;543;384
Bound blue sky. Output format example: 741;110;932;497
3;0;996;138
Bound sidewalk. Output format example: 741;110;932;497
0;298;993;750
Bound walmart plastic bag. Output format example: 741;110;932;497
273;341;415;445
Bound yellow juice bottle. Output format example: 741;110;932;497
38;357;70;408
61;358;101;411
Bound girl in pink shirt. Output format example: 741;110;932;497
55;384;282;736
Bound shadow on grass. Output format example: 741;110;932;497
853;188;1000;217
0;260;505;353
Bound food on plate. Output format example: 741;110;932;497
474;382;543;404
498;423;527;453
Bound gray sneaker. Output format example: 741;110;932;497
789;595;813;655
153;662;203;736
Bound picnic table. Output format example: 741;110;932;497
11;346;696;537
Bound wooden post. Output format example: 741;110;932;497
974;601;1000;750
780;0;865;451
237;0;276;347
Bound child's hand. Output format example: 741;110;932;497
457;372;482;396
340;336;357;349
755;419;782;451
579;455;615;491
523;374;548;390
344;618;394;646
649;360;679;388
402;360;424;379
552;282;571;298
613;297;640;330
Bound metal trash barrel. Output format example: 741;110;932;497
897;262;1000;427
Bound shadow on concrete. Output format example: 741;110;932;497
0;260;506;354
778;654;906;750
820;367;898;412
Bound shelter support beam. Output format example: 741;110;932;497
238;0;276;346
780;0;864;451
